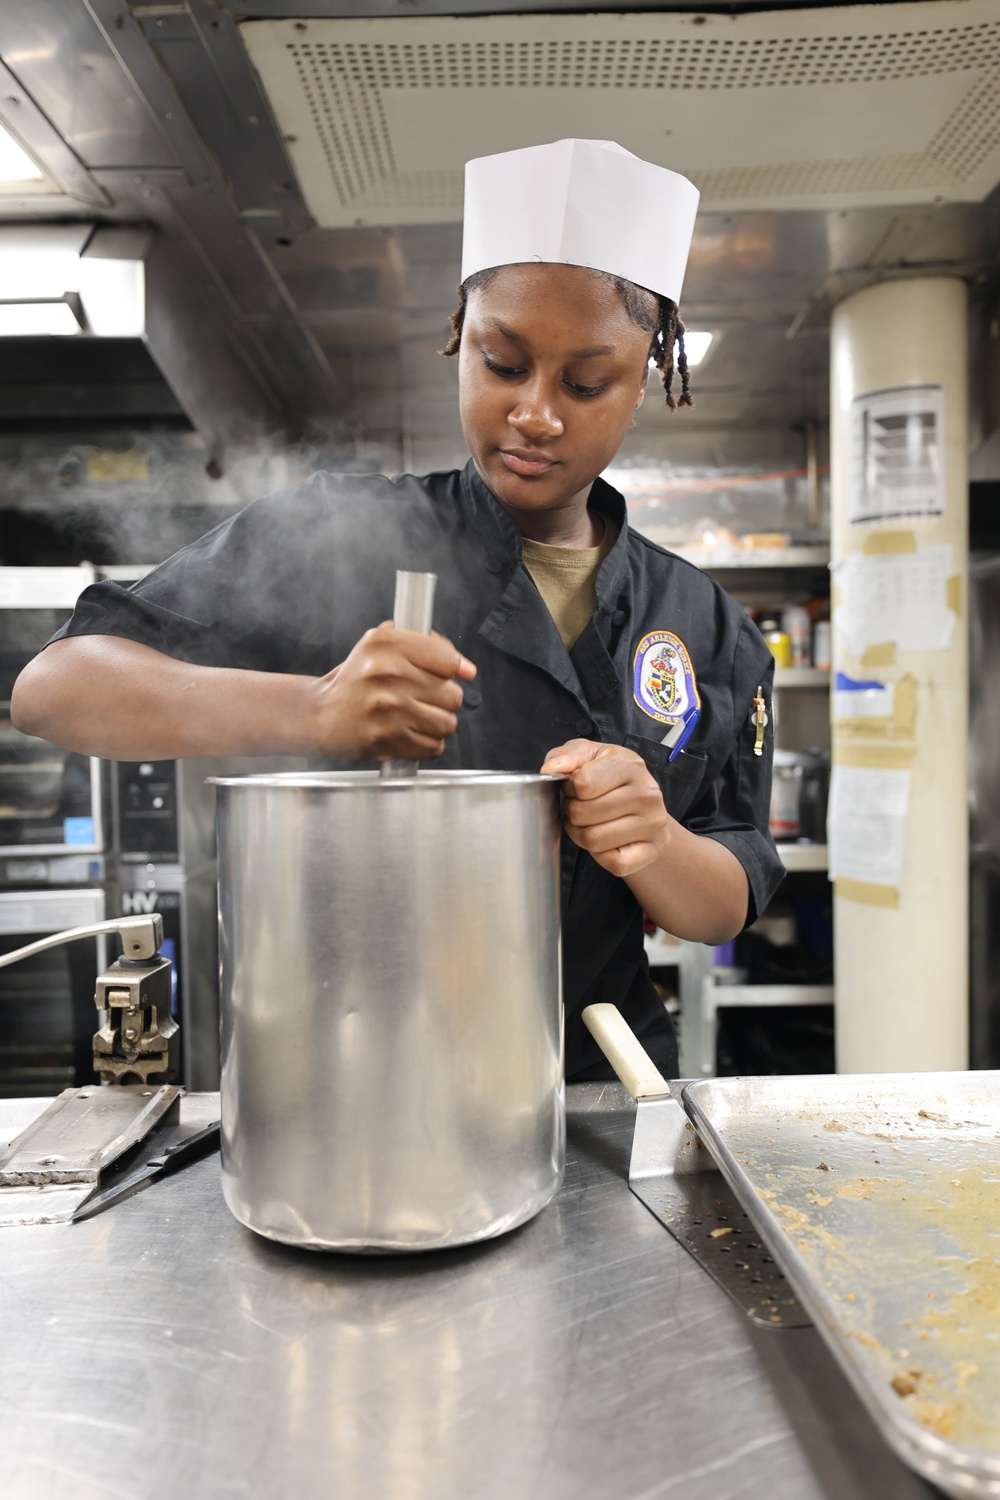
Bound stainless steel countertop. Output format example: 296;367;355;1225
0;1086;937;1500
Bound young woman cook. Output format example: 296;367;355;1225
12;139;783;1080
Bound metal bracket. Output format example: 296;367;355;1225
94;954;178;1085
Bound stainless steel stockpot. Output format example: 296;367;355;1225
210;770;565;1252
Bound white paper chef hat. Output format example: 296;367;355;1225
462;139;700;305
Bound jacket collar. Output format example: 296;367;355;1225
460;458;629;708
460;458;629;593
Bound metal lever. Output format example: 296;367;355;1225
0;914;164;970
381;569;437;780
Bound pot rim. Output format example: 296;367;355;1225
207;769;565;790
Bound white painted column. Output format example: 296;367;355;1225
830;277;968;1073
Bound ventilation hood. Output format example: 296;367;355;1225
241;0;1000;227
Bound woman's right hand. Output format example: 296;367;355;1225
304;623;477;761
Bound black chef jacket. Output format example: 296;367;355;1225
53;460;784;1079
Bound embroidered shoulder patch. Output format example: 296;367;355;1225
632;630;700;726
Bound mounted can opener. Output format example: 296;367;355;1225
0;914;219;1226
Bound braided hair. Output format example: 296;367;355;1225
440;266;693;410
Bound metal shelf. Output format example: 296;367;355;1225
711;984;834;1009
654;544;830;571
778;843;828;872
774;666;830;688
644;933;696;967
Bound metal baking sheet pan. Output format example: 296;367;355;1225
683;1072;1000;1500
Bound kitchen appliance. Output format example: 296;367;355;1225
212;768;564;1252
769;747;830;843
0;568;113;1097
770;749;805;839
0;910;219;1227
799;748;831;844
0;886;105;1096
108;757;221;1091
0;567;103;857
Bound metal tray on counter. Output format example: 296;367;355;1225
682;1072;1000;1500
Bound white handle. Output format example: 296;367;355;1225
392;570;437;635
582;1003;672;1101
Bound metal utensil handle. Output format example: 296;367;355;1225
581;1003;673;1101
0;914;164;971
381;570;437;780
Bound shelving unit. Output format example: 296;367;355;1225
779;843;828;872
637;539;834;1077
774;666;830;688
664;544;831;571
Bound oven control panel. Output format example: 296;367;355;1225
114;761;180;865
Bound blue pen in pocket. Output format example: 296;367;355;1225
663;705;700;762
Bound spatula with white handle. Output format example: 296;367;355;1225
582;1003;704;1180
581;1002;809;1327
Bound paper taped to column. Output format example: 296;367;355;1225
833;543;957;658
828;764;911;908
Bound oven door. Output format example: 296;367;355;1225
0;573;104;858
0;887;105;1097
0;713;103;857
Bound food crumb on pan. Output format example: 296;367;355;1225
835;1178;886;1200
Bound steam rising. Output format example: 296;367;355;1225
0;424;404;571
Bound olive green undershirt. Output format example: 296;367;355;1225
521;520;618;650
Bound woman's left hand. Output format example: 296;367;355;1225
540;739;671;877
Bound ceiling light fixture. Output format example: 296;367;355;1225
649;330;713;370
0;121;44;185
681;331;713;367
0;225;147;337
0;301;81;336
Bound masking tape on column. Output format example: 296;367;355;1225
946;575;963;617
833;673;918;741
835;877;900;909
833;740;917;770
861;529;917;556
860;641;897;669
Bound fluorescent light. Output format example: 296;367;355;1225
681;331;713;366
0;301;81;335
0;121;43;183
0;225;88;299
79;257;144;337
649;330;713;370
0;227;147;337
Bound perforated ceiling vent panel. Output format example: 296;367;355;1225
241;2;1000;227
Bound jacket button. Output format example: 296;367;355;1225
465;689;482;708
485;558;504;574
576;716;594;735
612;610;626;626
